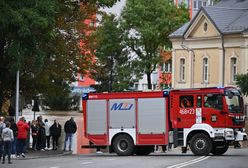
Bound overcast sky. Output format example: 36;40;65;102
101;0;126;17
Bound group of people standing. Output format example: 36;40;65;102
0;116;29;164
0;115;77;164
31;116;62;151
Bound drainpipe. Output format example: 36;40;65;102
221;34;225;87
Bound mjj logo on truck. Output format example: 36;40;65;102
111;103;134;111
82;87;247;156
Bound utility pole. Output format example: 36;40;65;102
15;70;19;122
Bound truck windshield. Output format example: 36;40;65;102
225;94;243;113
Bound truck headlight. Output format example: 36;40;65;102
224;130;234;138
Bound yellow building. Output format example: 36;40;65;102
170;0;248;107
170;0;248;91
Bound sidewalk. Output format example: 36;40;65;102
15;149;72;160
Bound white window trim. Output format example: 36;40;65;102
202;53;209;84
203;21;208;33
193;0;198;9
230;57;237;83
179;57;186;82
162;62;172;73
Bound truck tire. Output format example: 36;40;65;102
211;142;229;155
135;146;154;156
189;133;212;156
112;134;134;156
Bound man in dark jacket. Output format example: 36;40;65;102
50;120;61;150
63;117;77;151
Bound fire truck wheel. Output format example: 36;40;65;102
135;146;154;156
211;142;229;155
189;133;212;156
112;134;134;156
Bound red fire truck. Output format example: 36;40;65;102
82;87;247;156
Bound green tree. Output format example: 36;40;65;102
83;0;119;7
0;0;56;111
0;0;119;112
88;13;135;92
236;73;248;96
120;0;189;89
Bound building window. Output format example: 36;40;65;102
210;0;214;5
203;58;208;83
79;74;85;81
162;61;172;73
185;0;190;8
193;0;197;8
202;1;207;6
134;83;139;90
180;58;185;81
231;57;237;82
203;22;208;32
198;0;202;9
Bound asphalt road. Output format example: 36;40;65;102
2;148;248;168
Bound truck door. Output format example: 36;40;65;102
202;94;226;127
177;95;196;128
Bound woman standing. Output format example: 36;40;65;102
9;117;18;158
31;120;38;150
36;116;46;151
1;121;13;164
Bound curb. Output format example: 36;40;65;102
15;151;73;160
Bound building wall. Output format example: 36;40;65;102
193;49;220;87
172;40;248;89
189;16;219;38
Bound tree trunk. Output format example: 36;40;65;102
108;56;114;92
109;69;113;92
147;72;152;90
0;90;4;116
0;38;5;58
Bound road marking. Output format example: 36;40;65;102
107;158;117;161
81;161;93;165
167;156;211;168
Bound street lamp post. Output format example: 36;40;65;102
15;70;19;122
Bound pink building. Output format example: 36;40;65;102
174;0;214;18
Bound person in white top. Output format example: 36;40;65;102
44;119;51;150
0;117;6;162
2;121;14;164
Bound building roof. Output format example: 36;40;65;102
169;0;248;38
215;0;248;8
169;22;190;38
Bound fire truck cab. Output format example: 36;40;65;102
82;87;247;156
